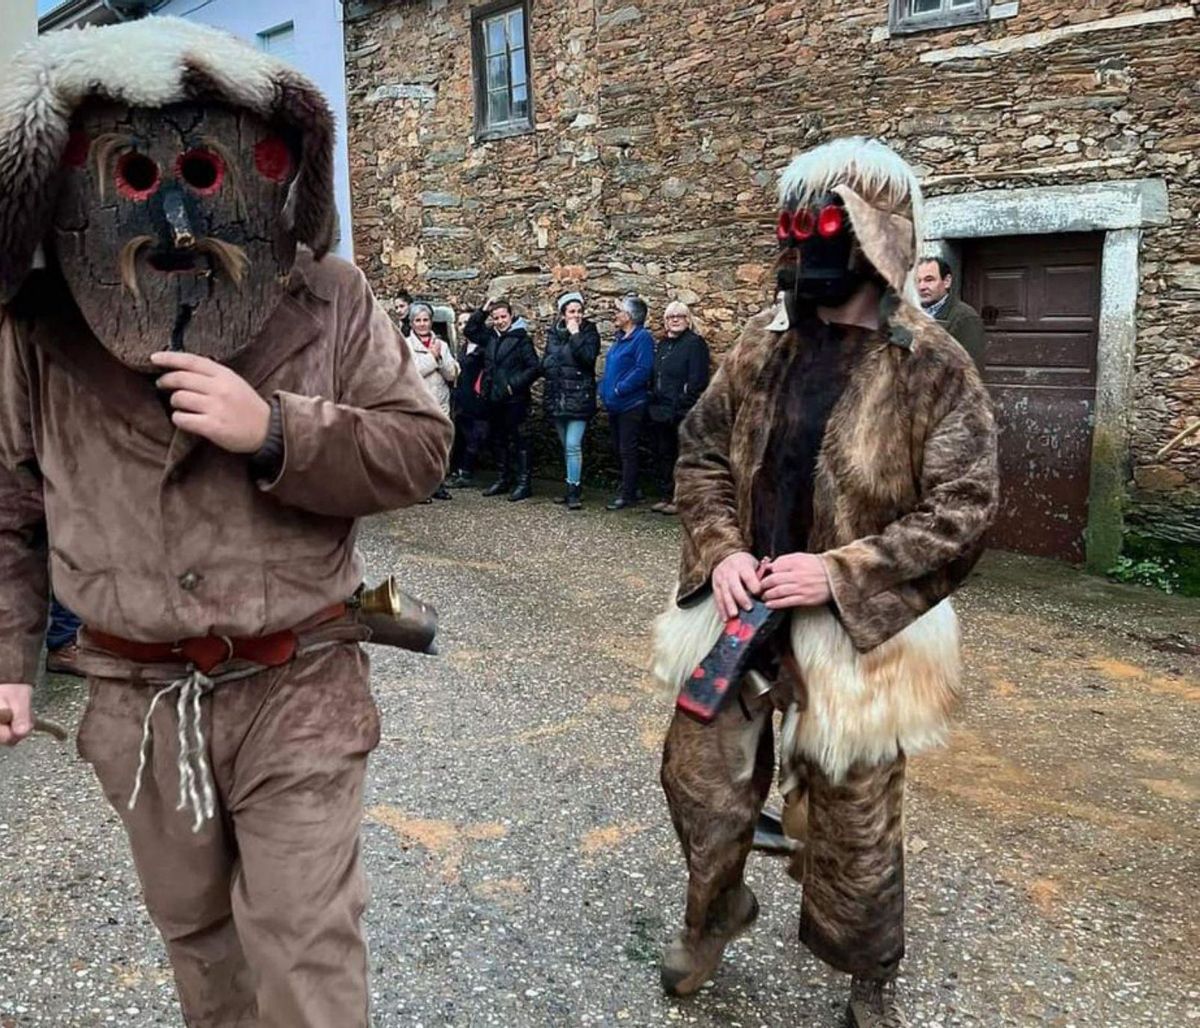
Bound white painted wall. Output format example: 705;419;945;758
1;0;38;60
152;0;354;260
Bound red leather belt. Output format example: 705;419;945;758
83;602;348;675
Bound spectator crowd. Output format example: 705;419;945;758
392;290;712;513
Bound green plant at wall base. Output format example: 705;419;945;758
1107;555;1180;594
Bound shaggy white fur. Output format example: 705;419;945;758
785;600;960;782
650;591;725;698
651;592;961;782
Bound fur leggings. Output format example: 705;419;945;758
660;689;907;979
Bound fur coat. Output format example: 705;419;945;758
654;299;999;780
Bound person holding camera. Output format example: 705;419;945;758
541;291;601;510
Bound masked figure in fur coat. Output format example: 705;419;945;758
652;137;999;1027
0;19;451;1028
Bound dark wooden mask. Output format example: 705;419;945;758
52;101;300;371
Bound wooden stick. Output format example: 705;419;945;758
0;705;68;742
1154;419;1200;460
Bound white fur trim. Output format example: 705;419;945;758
650;591;725;698
787;600;960;782
651;589;961;781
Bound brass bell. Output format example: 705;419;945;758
351;576;439;655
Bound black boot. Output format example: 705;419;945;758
508;451;533;502
566;483;582;511
482;446;514;497
447;469;475;488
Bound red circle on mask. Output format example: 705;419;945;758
115;151;161;201
254;136;294;183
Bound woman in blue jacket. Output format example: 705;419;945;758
598;295;655;510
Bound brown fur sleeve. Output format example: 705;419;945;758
673;316;773;598
821;349;999;651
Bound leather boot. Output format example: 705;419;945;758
565;483;582;511
508;450;533;502
482;445;514;497
660;883;758;997
846;977;908;1028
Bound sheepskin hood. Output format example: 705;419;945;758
0;16;336;302
777;137;925;304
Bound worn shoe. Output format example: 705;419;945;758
606;496;638;511
45;642;85;678
846;977;908;1028
565;483;583;511
432;485;452;500
650;500;669;513
447;470;475;489
481;479;511;497
661;502;678;515
660;884;759;997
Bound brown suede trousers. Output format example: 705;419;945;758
76;642;380;1028
661;688;906;980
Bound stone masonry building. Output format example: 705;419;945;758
343;0;1199;582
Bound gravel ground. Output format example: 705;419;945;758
2;485;1198;1027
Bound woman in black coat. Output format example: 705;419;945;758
646;301;710;514
540;291;601;510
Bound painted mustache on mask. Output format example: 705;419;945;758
118;235;249;302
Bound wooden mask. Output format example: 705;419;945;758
52;101;299;371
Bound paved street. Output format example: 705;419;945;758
2;488;1198;1027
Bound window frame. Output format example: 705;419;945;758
470;0;535;142
257;21;297;60
888;0;989;35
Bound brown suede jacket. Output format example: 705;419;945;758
0;251;452;684
674;300;1000;653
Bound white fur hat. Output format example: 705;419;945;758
0;16;337;301
778;137;925;304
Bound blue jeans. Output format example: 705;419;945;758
554;417;587;486
47;597;82;651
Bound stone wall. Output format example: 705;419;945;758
344;0;1198;543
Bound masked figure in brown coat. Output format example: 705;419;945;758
0;19;451;1028
652;138;999;1027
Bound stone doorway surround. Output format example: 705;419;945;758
923;178;1169;572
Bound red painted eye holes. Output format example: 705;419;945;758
177;148;226;195
254;136;294;183
115;152;161;201
817;204;844;238
776;205;844;242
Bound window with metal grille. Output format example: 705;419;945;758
889;0;989;34
471;0;533;140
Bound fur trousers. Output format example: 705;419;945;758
660;690;906;979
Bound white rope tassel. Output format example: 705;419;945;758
127;669;217;833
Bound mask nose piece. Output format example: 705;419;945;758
161;185;195;249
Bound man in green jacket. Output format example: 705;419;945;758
916;256;987;370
